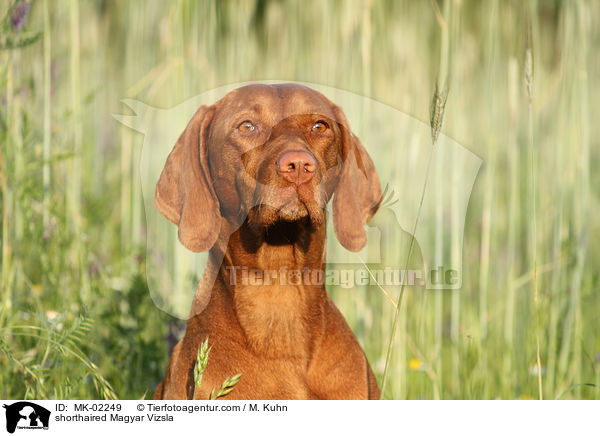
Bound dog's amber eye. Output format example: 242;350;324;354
238;121;256;132
311;121;328;133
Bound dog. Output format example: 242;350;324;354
153;83;382;400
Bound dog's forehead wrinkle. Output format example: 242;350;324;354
281;90;333;120
219;84;334;127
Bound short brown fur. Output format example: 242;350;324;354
153;84;381;400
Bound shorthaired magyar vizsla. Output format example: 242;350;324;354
153;84;381;400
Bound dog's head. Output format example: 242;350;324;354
155;83;381;252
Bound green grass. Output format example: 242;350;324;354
0;0;598;400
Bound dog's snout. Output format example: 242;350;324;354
276;150;316;185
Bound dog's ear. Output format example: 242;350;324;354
155;105;221;252
332;106;382;252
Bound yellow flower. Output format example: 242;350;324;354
408;358;425;371
32;284;43;295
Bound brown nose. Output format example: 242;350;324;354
276;150;316;185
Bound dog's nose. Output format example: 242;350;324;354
276;150;316;185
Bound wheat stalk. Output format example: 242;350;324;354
209;374;242;400
192;337;211;399
192;337;242;400
525;16;543;400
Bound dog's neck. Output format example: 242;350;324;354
215;218;328;358
225;219;325;270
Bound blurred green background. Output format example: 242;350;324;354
0;0;598;399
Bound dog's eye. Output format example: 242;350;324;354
311;121;328;133
238;120;256;132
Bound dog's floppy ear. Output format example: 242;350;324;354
332;106;382;252
155;105;221;252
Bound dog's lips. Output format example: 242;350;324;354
246;185;325;228
277;196;310;221
236;167;327;228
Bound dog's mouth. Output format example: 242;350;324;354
277;196;309;221
235;165;328;230
247;187;325;229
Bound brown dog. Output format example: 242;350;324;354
153;83;382;400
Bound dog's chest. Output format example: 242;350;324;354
233;284;320;359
